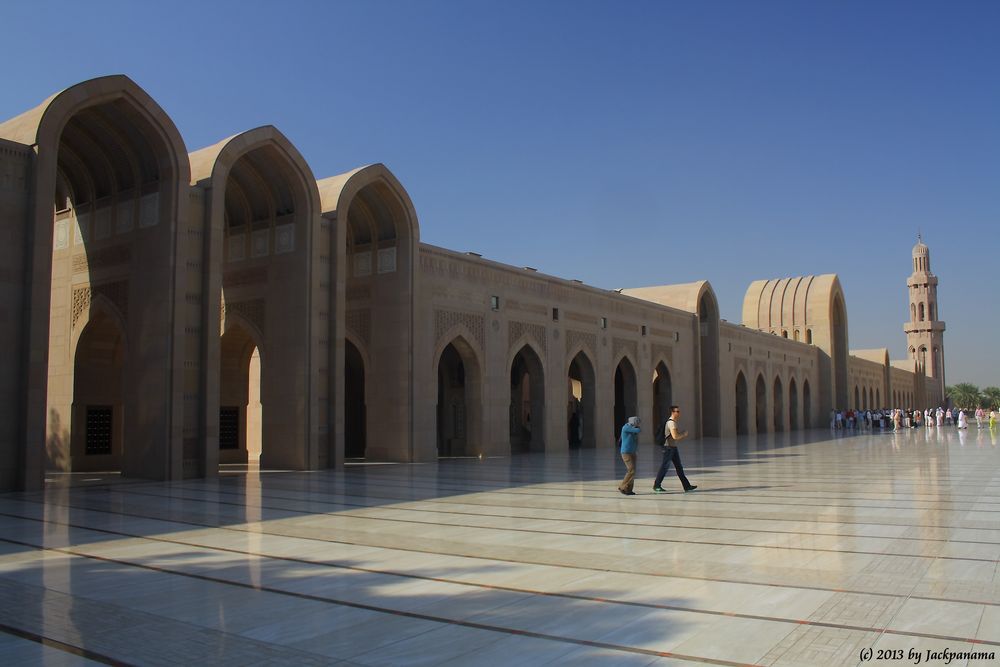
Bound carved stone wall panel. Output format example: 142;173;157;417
611;320;637;333
509;320;547;356
614;338;639;365
346;285;371;301
346;309;372;346
651;344;674;368
565;311;595;325
566;329;597;361
71;244;132;274
223;267;268;287
435;309;485;351
506;299;548;316
71;280;129;329
223;298;266;336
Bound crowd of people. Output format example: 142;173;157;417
829;406;999;431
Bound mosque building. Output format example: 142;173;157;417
0;76;945;491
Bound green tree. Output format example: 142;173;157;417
947;383;981;409
982;387;1000;410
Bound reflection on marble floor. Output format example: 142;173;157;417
1;427;998;666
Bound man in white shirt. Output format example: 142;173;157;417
653;406;697;493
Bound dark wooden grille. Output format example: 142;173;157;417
85;406;113;455
219;407;239;450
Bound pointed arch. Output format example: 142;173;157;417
789;377;799;430
567;350;596;449
435;335;483;457
735;371;749;435
510;343;545;453
756;374;768;434
613;355;638;440
0;75;192;489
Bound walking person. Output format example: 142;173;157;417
653;406;697;493
617;416;641;496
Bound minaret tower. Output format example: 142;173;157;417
905;235;946;403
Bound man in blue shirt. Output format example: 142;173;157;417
618;416;641;495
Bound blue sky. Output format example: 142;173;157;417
3;1;998;387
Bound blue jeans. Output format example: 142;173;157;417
654;446;692;490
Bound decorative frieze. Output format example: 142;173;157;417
224;267;267;287
435;309;485;351
71;280;129;329
566;329;596;361
71;244;132;274
509;320;546;356
223;298;266;335
346;309;371;346
614;337;638;364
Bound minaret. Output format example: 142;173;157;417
905;235;946;403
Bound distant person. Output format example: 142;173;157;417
945;408;954;426
975;407;985;428
617;416;641;496
958;410;968;429
990;410;997;429
653;406;697;493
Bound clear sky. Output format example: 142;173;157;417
3;1;998;387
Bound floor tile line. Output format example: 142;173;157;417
115;482;1000;543
0;535;756;667
0;620;132;666
95;486;1000;564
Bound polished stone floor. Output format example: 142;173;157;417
1;427;999;666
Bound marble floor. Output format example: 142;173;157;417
1;427;999;666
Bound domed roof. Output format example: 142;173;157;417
912;234;929;257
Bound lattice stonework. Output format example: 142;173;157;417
652;344;674;368
71;281;129;329
224;298;266;335
614;338;639;364
566;329;597;360
346;309;372;346
435;309;485;350
509;320;546;355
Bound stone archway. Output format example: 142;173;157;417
510;344;545;453
789;377;799;430
27;78;190;485
735;372;749;435
436;338;482;457
69;308;126;472
345;339;366;459
568;351;596;449
756;374;768;433
653;361;672;435
219;319;263;466
804;380;812;427
773;376;784;432
613;357;638;440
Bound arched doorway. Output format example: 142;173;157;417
868;387;873;410
653;361;672;435
876;388;881;407
789;377;799;430
219;321;263;466
735;372;749;435
773;376;784;432
756;375;768;433
698;290;721;436
854;386;860;410
70;308;126;472
832;293;849;409
345;340;366;459
510;345;545;453
568;351;596;449
613;357;638;440
804;380;812;427
437;338;481;457
32;79;188;484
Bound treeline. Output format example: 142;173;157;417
946;383;1000;409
